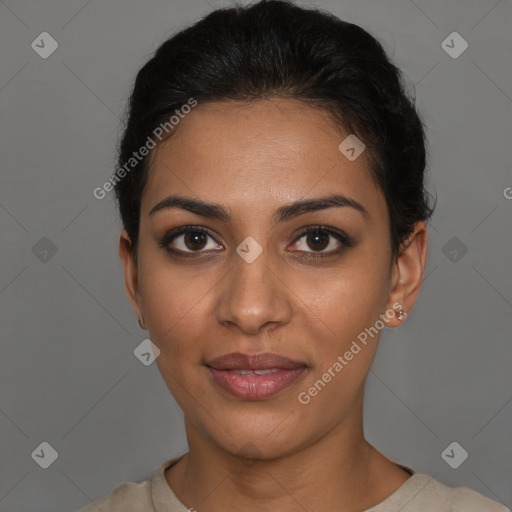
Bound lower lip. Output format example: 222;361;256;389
207;367;307;400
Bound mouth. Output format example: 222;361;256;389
205;352;308;400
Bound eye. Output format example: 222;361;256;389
290;225;354;258
160;226;223;256
160;224;354;259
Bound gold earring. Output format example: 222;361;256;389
138;316;146;330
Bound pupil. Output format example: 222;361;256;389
308;232;328;251
185;232;206;250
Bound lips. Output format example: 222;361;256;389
205;352;307;400
206;352;306;371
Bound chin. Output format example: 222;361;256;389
203;413;308;461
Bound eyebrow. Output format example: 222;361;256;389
149;193;368;224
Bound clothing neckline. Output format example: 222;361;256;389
151;454;434;512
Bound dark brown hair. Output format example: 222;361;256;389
114;0;435;257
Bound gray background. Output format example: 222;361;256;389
0;0;511;511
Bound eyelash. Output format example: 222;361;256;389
159;225;354;260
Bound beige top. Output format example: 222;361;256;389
76;455;510;512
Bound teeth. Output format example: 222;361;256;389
233;369;281;375
254;369;280;375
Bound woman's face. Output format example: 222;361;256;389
121;98;415;459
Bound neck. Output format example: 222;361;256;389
166;393;411;511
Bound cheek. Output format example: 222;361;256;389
293;270;387;427
140;265;209;406
292;250;390;401
138;257;212;361
298;253;390;342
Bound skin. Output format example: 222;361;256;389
119;97;428;511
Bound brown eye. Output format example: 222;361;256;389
291;226;354;258
183;231;208;251
160;226;223;256
305;232;330;251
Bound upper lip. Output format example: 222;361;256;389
205;352;307;370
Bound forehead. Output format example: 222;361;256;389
142;98;385;219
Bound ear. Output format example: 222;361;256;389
118;230;143;320
385;221;428;327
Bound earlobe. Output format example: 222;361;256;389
384;221;428;328
118;230;143;320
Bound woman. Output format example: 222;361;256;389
78;1;509;510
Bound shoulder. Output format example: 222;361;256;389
406;473;510;512
449;484;510;512
74;456;188;512
76;480;153;512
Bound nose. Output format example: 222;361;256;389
215;245;292;336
